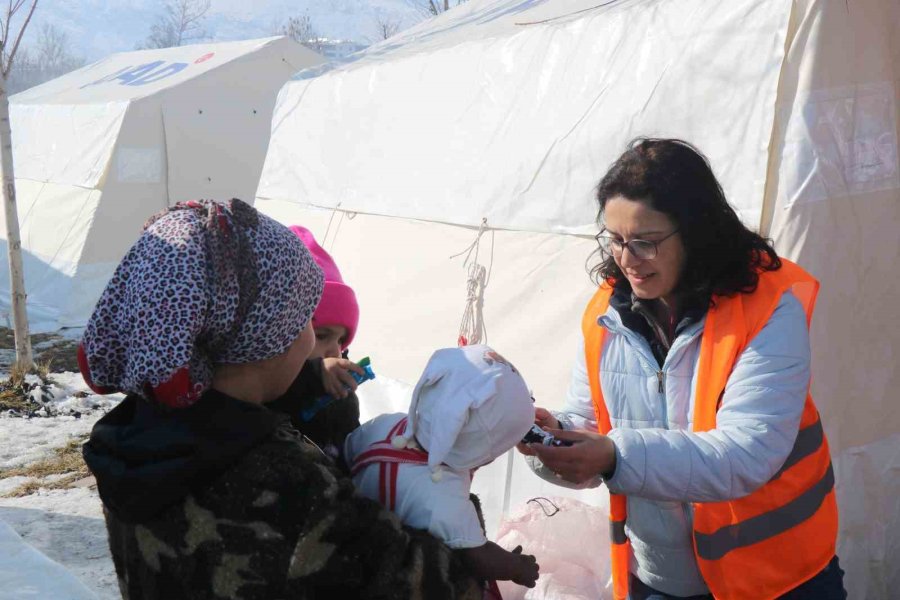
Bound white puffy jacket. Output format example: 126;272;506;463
529;291;811;597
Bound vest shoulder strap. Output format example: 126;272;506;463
693;259;819;431
582;284;614;434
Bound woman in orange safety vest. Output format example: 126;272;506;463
520;139;846;600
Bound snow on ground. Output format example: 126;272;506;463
1;373;122;470
0;371;121;600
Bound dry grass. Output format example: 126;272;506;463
6;359;53;384
0;360;56;412
7;360;30;386
0;437;91;497
0;387;31;411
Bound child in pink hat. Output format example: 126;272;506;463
268;226;365;457
289;225;367;398
289;226;360;360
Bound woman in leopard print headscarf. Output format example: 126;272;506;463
78;198;322;408
81;199;483;600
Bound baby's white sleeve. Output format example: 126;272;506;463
427;487;488;550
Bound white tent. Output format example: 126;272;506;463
0;37;323;332
256;0;898;597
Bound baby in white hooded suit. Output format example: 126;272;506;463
344;345;540;591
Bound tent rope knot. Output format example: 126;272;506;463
453;218;489;347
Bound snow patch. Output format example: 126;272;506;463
0;413;102;470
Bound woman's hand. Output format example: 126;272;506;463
528;429;617;484
320;358;365;399
516;407;560;456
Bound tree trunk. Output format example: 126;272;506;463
0;81;33;370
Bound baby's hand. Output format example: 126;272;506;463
510;545;539;588
321;358;365;399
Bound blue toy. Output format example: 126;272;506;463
300;357;375;422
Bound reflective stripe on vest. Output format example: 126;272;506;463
582;281;629;600
581;260;838;600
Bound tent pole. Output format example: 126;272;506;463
502;448;514;515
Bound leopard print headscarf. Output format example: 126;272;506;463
78;199;324;408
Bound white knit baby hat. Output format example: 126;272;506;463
392;344;535;482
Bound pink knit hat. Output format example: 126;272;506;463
289;226;359;350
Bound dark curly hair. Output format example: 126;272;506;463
590;138;780;303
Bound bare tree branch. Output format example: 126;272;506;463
5;0;35;75
375;15;401;41
140;0;210;50
0;0;37;78
407;0;466;18
279;13;322;51
1;2;14;66
7;23;85;93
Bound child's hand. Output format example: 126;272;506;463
321;358;366;399
510;545;539;588
516;407;560;456
458;541;539;587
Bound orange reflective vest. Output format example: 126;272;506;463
581;259;838;600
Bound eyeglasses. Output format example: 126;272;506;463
595;228;679;260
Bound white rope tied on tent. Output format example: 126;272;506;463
322;202;343;252
457;262;487;347
322;202;359;253
450;219;517;517
451;218;490;347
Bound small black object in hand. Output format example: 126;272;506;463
522;424;573;447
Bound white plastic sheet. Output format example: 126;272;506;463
0;520;98;600
496;497;611;600
0;182;101;331
258;0;792;234
761;2;900;596
10;102;127;189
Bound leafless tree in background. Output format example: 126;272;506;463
375;16;401;40
140;0;211;49
407;0;467;17
280;13;322;51
8;23;84;94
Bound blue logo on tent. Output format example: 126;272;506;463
81;60;190;89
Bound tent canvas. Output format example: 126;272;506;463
0;36;323;332
256;0;899;598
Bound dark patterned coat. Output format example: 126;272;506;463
84;390;483;600
267;357;361;464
